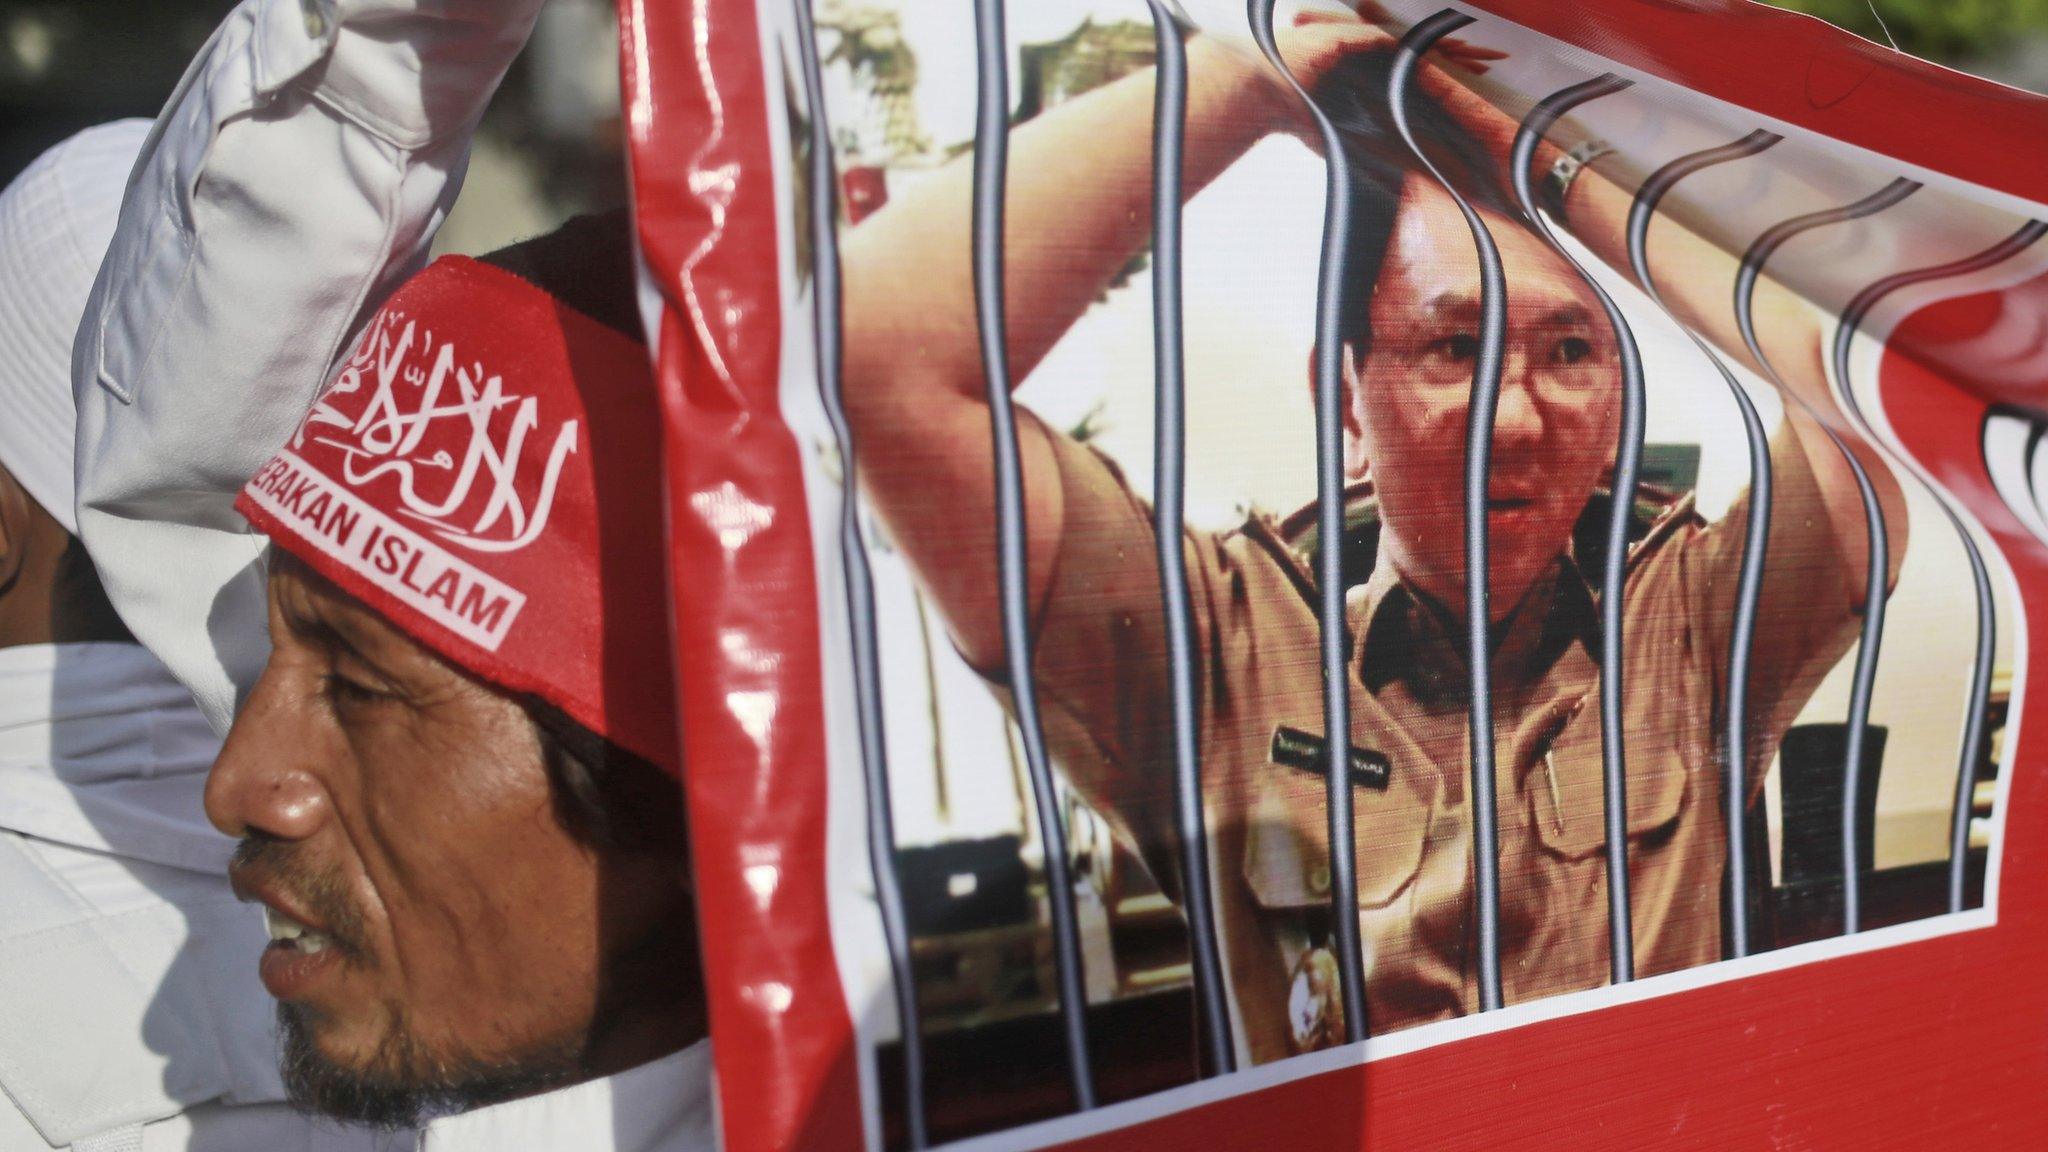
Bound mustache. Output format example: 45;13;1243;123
231;834;372;960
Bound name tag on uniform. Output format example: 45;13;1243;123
1269;725;1392;791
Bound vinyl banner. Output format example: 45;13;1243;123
621;2;2048;1148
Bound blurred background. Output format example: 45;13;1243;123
0;0;627;252
3;0;2045;245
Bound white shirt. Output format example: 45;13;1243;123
67;2;719;1147
0;643;228;873
0;642;393;1152
72;0;548;737
0;645;715;1152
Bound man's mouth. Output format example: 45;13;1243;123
258;901;349;1001
265;905;337;956
230;840;363;1001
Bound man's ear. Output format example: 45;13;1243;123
1309;342;1374;481
0;463;30;594
1339;343;1370;481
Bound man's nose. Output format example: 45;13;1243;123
204;670;331;842
1492;369;1544;449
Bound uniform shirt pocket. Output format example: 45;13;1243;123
1532;715;1690;862
1242;739;1436;912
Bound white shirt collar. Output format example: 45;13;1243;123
0;641;229;871
417;1041;716;1152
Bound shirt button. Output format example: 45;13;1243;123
1309;863;1331;895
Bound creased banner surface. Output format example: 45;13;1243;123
624;2;2048;1148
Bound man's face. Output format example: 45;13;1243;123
206;556;695;1125
1345;179;1620;620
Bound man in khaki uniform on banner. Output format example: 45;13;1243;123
841;14;1902;1065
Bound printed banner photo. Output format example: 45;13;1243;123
621;1;2048;1148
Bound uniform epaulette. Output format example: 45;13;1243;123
1236;508;1323;613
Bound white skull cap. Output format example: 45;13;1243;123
0;119;150;535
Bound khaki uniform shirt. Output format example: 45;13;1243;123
1021;426;1861;1067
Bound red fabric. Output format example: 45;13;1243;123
235;256;679;775
619;1;866;1150
1466;0;2048;205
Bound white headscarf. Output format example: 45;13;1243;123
0;120;150;535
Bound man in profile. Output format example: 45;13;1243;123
0;120;391;1152
72;0;714;1145
212;222;713;1141
837;11;1903;1063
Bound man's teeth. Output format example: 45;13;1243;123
264;907;333;954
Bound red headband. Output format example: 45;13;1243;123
236;256;678;774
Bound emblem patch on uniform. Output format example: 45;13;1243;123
1269;725;1392;791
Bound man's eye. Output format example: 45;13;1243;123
1552;336;1595;366
1424;334;1480;363
322;673;392;707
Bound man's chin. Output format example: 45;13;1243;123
1407;568;1555;628
277;1002;586;1130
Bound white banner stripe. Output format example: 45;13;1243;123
243;449;526;651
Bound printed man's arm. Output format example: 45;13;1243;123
840;35;1286;673
73;0;541;731
1470;80;1908;739
1434;40;1908;735
1558;170;1911;605
837;18;1502;671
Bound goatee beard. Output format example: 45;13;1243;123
277;1003;585;1130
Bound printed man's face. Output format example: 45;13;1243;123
1347;179;1621;620
205;556;696;1126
